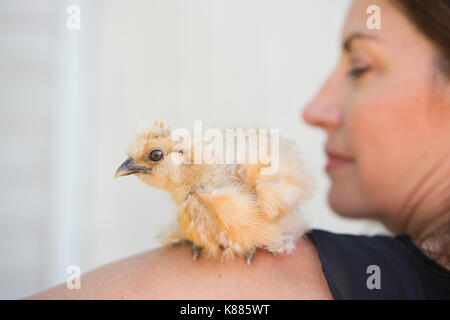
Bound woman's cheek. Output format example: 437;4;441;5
346;75;434;215
346;92;403;213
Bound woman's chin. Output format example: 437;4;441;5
327;185;368;219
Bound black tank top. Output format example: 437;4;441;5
306;229;450;299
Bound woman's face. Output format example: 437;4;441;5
303;0;450;233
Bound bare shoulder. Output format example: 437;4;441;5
25;236;332;299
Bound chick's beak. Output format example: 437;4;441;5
115;157;151;178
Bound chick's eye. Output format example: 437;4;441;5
148;149;164;162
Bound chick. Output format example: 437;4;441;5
115;122;313;264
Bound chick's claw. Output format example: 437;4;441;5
192;244;202;260
245;250;256;265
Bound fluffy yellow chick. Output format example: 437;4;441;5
115;122;313;264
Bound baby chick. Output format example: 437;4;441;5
115;122;313;264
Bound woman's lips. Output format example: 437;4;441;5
325;150;353;171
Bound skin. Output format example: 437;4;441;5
303;0;450;257
27;0;449;299
25;236;332;299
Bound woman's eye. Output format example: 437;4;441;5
148;149;164;162
347;66;372;78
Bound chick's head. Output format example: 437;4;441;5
115;123;186;190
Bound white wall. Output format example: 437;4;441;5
0;0;56;299
0;0;387;299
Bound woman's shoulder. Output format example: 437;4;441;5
306;229;450;299
25;236;333;299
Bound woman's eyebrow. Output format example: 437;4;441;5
343;32;379;52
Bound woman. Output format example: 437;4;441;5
28;0;449;299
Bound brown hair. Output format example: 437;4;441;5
389;0;450;269
390;0;450;77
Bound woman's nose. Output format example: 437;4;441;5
302;103;341;129
302;77;343;130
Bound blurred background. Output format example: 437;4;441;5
0;0;387;299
